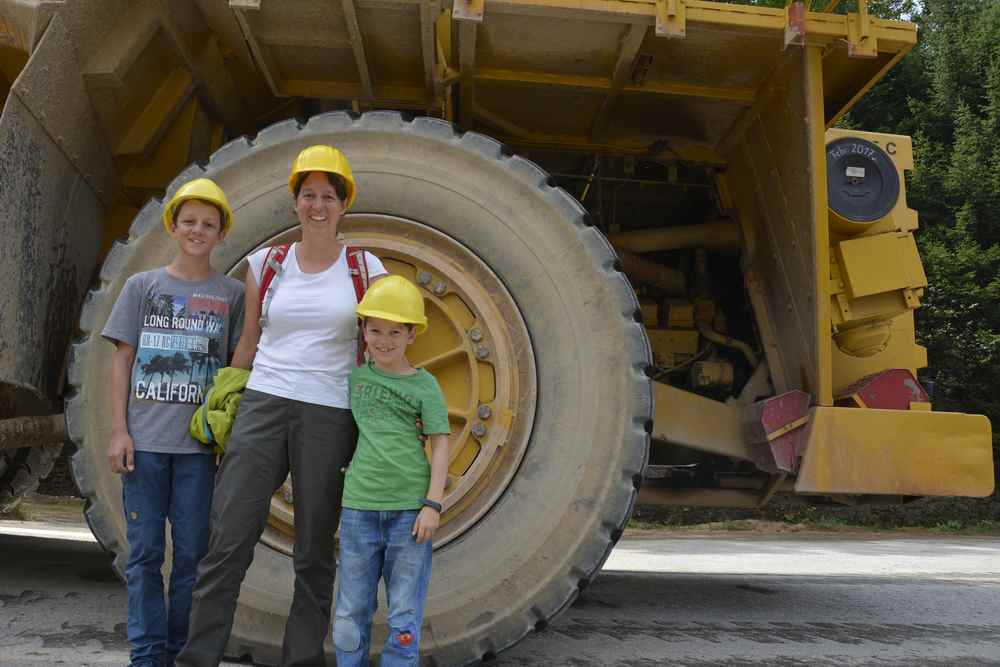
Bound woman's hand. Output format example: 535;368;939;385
108;429;135;473
412;506;440;544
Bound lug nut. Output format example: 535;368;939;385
472;423;487;438
475;345;489;360
432;280;447;295
477;405;492;419
417;271;432;285
469;328;483;342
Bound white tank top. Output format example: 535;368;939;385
245;243;386;408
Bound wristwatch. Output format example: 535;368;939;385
420;498;443;513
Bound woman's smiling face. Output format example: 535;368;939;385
294;171;346;233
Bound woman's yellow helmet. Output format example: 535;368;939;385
288;145;357;208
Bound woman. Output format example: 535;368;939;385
177;145;387;667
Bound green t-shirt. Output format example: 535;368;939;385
343;362;451;510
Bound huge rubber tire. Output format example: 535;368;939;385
67;111;651;666
0;443;63;513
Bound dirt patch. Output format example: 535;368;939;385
10;492;85;525
629;495;1000;534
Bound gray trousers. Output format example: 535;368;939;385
176;389;357;667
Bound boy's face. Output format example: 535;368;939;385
363;317;416;368
172;200;225;257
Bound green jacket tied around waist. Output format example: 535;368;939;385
189;367;250;454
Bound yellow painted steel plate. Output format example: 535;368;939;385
796;407;995;497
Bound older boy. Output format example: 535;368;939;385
333;275;450;667
103;178;244;667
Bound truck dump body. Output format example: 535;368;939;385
0;1;993;664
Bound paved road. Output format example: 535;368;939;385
2;522;999;666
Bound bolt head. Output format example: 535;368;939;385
472;423;487;438
417;271;432;285
477;404;492;419
432;281;447;295
469;328;483;342
475;345;489;360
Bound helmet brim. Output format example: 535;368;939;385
357;309;428;336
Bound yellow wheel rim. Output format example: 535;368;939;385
231;215;536;554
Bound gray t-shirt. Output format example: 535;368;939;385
102;267;244;454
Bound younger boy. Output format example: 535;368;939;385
103;178;244;667
334;275;450;667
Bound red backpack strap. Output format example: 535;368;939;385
258;243;290;327
347;246;371;366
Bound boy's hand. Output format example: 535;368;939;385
108;430;135;473
412;506;440;544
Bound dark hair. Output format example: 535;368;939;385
172;199;227;229
293;171;349;202
363;317;415;332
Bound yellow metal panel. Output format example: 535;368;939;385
123;101;195;190
654;0;686;38
831;310;927;394
639;300;658;326
846;5;878;59
721;46;831;403
652;382;757;462
454;0;485;22
796;407;995;497
116;67;195;156
474;66;755;103
665;300;694;328
806;45;833;406
100;205;140;255
647;328;699;366
836;232;927;299
282;79;428;106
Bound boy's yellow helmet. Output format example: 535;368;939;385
288;144;357;208
356;275;428;335
162;178;234;234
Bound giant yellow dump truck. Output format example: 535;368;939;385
0;0;994;664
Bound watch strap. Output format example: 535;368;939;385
420;498;443;513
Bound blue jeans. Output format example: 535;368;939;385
122;451;216;667
334;508;433;667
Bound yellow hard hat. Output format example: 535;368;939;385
357;275;428;335
288;144;357;208
162;178;234;234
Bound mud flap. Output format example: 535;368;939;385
0;12;114;410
